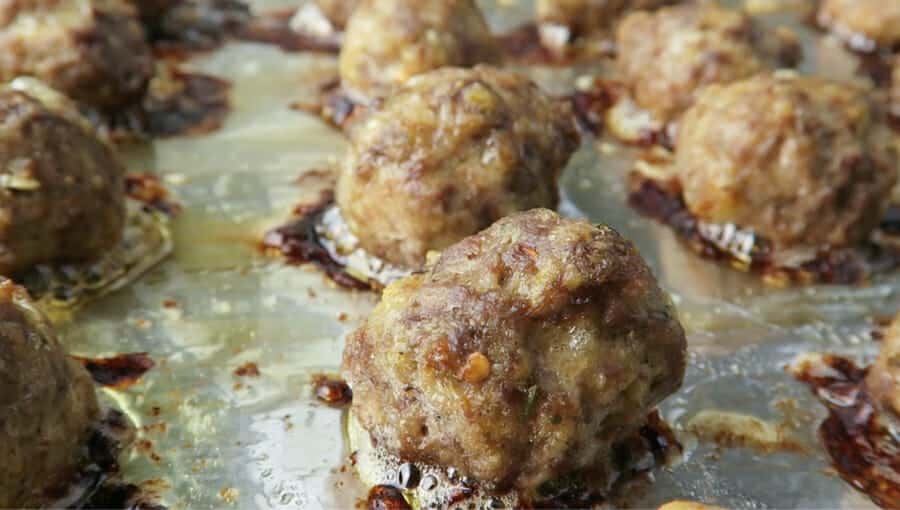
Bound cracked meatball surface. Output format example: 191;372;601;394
0;83;126;274
336;66;579;269
675;72;897;253
537;0;677;41
339;0;501;101
0;279;100;507
343;209;686;493
818;0;900;51
0;0;153;111
616;2;800;123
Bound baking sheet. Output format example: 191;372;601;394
58;0;899;508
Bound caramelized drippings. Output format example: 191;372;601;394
143;70;231;137
147;0;251;55
125;173;182;216
237;9;340;54
793;355;900;509
628;174;900;285
234;362;261;377
312;374;352;407
75;353;156;389
260;203;372;291
290;79;363;131
366;485;412;510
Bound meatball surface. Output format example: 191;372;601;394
867;317;900;417
675;72;897;252
0;0;153;110
336;66;579;268
0;279;100;507
0;84;126;274
616;3;799;123
343;209;687;492
339;0;501;101
537;0;676;40
314;0;358;29
818;0;900;50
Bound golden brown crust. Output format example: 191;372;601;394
336;65;579;268
338;0;501;101
0;279;100;507
674;72;897;252
0;87;126;274
818;0;900;50
343;209;686;493
537;0;677;39
867;318;900;417
0;0;153;110
616;3;799;123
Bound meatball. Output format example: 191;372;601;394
537;0;676;42
0;83;126;275
0;0;153;111
343;209;687;493
866;317;900;417
675;72;897;252
335;66;579;269
339;0;502;101
314;0;358;30
0;279;100;508
818;0;900;51
616;3;800;123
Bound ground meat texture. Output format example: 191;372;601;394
818;0;900;51
615;3;800;123
0;87;126;274
675;72;897;252
867;318;900;417
343;209;687;493
0;0;153;111
0;279;100;507
338;0;502;101
314;0;358;29
336;66;579;269
537;0;676;40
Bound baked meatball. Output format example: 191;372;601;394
0;83;126;275
343;209;687;493
339;0;502;101
818;0;900;51
866;317;900;417
313;0;358;30
675;72;897;252
616;3;800;123
537;0;676;42
0;0;153;111
336;66;579;269
0;279;101;507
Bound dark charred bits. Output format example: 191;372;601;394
237;9;340;54
126;172;183;216
143;70;232;137
75;353;156;389
234;362;261;377
312;374;352;407
260;203;372;291
628;174;900;285
793;355;900;509
366;485;412;510
568;79;620;136
147;0;251;55
290;79;364;131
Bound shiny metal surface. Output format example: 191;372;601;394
58;1;897;508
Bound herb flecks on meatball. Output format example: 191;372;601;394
343;209;687;494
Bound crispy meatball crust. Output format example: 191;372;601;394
0;0;153;110
0;279;100;507
338;0;502;101
867;318;900;417
314;0;357;29
616;3;799;123
336;66;579;268
675;72;897;252
343;209;687;493
0;86;126;274
537;0;676;39
818;0;900;50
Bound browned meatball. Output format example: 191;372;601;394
339;0;502;101
0;83;126;275
314;0;358;29
616;3;800;123
675;72;897;252
0;279;100;507
336;66;579;269
0;0;153;111
867;317;900;417
343;209;687;493
818;0;900;51
537;0;677;43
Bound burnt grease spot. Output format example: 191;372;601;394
312;374;352;407
75;353;156;390
143;70;231;137
261;202;373;291
793;355;900;509
237;8;340;54
126;172;182;216
628;175;900;285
